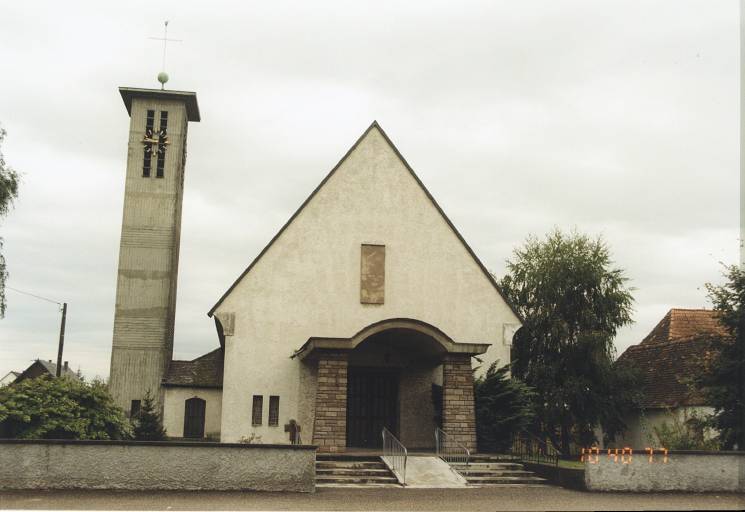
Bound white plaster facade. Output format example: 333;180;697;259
615;406;716;448
162;387;223;439
209;123;520;444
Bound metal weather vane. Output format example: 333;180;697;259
149;20;182;89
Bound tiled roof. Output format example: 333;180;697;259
617;308;727;409
163;348;223;388
617;336;717;408
641;308;728;345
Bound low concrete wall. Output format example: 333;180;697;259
584;450;745;492
523;462;586;491
0;439;316;492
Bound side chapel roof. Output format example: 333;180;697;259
163;348;224;388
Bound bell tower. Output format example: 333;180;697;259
109;87;200;414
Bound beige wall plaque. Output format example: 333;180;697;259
360;244;385;304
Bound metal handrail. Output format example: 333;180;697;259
381;427;408;486
510;431;561;468
435;427;471;467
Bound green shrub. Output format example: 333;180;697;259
652;409;719;451
0;375;132;440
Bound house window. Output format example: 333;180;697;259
252;395;263;426
268;396;280;426
130;399;141;418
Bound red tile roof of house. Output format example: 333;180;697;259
641;308;728;345
617;308;726;409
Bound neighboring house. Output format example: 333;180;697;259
0;371;20;387
13;359;81;384
106;83;522;452
613;308;726;448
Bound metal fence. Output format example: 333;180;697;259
510;431;561;468
381;427;408;485
435;427;470;466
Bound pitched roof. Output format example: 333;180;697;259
207;121;522;322
641;308;728;345
617;336;716;408
616;308;727;409
162;348;223;388
15;359;81;382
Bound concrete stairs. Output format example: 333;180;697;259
450;458;548;487
316;454;401;488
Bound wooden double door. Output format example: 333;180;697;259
346;368;399;448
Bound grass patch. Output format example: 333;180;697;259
558;459;585;469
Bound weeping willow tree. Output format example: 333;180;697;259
0;125;20;318
499;229;638;453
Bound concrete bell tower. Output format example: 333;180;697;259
109;87;200;414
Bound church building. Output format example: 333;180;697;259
109;86;521;453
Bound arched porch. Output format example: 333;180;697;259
294;318;489;453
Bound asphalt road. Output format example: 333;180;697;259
1;487;743;511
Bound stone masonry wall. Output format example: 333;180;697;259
312;351;348;452
442;354;477;451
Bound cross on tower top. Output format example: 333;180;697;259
149;20;182;90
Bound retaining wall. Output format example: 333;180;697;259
0;439;316;492
584;450;745;492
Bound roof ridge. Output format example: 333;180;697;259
206;122;522;322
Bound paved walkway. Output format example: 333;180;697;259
1;487;743;511
395;456;467;488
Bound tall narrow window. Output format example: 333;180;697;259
156;111;169;178
252;395;263;426
268;396;280;426
142;110;155;177
130;399;141;418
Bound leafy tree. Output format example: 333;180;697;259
699;264;745;449
474;361;536;452
0;375;132;440
133;389;167;441
499;229;637;453
0;125;20;318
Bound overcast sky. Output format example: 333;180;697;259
0;0;739;380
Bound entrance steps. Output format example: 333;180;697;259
316;454;400;488
450;459;548;487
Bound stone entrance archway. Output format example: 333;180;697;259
294;319;489;453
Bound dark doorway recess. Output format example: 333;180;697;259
346;368;399;448
184;397;206;438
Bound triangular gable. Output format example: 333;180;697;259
207;121;521;321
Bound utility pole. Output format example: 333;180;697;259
55;302;67;377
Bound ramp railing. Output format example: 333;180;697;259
381;427;408;485
435;427;470;467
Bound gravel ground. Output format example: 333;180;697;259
1;487;743;511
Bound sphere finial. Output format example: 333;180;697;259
157;71;169;89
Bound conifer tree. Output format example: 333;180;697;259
133;390;167;441
700;265;745;449
474;361;536;452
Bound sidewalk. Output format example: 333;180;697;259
1;487;743;511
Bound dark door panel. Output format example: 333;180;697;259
346;369;398;448
184;397;206;438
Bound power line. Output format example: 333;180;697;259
6;286;61;306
